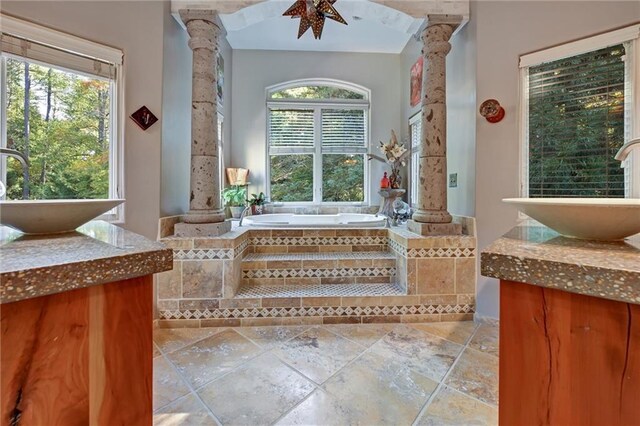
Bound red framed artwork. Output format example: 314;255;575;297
410;56;423;107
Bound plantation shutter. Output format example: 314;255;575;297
1;33;117;79
321;109;366;152
409;116;422;206
527;44;626;198
268;109;315;150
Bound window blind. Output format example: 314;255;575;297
409;117;421;206
1;33;116;79
527;44;626;198
268;109;314;148
321;109;366;150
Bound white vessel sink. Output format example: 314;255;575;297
503;198;640;241
0;199;124;235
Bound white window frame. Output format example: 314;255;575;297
265;79;371;205
0;14;125;221
409;112;421;207
519;24;640;199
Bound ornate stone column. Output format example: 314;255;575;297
175;9;230;237
408;15;462;236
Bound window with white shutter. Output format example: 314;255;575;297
520;25;640;199
409;113;421;207
267;80;369;204
0;15;124;220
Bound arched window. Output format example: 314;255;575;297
266;79;370;204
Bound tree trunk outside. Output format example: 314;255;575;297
22;62;31;200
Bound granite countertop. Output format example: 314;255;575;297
481;223;640;305
0;221;173;304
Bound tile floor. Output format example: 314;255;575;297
153;321;498;426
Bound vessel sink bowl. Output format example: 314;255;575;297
0;199;124;235
503;198;640;241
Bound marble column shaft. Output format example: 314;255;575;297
412;22;455;225
180;9;225;224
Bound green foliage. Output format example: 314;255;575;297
222;185;247;207
4;58;110;200
270;85;364;100
270;155;313;202
247;192;266;206
528;44;625;198
322;154;364;202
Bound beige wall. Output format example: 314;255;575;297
1;1;167;239
474;1;640;318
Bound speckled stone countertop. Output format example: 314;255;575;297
481;223;640;305
0;221;173;304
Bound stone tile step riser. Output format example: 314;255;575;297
241;277;396;286
242;267;397;278
247;245;389;255
242;259;397;270
234;282;405;299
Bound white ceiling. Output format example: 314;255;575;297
220;0;424;54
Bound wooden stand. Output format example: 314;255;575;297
377;188;406;218
1;276;153;426
500;280;640;425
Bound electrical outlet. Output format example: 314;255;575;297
449;173;458;188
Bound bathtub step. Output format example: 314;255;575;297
242;251;397;285
234;282;404;299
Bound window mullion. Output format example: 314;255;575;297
0;56;7;199
314;106;322;204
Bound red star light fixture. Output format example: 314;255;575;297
283;0;348;40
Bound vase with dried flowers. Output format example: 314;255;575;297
377;130;409;189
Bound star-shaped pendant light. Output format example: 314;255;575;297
283;0;348;40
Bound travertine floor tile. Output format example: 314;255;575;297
322;350;438;424
445;347;498;406
273;326;365;384
410;321;477;345
369;324;463;382
153;392;216;426
153;356;190;410
275;389;361;426
153;342;162;358
235;326;309;350
198;353;315;425
416;386;498;426
323;324;393;347
468;324;499;356
167;329;262;388
154;327;223;354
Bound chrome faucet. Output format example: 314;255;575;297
0;148;29;199
238;206;251;227
615;138;640;163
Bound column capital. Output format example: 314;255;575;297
179;9;227;37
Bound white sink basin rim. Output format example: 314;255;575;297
0;199;124;235
503;198;640;241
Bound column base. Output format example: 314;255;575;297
407;220;462;236
411;209;453;223
174;220;232;237
183;210;227;224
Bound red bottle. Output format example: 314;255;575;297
380;172;390;189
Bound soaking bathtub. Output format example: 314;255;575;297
241;213;386;228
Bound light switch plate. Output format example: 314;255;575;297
449;173;458;188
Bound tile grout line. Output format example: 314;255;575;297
154;326;228;357
268;325;396;425
411;322;481;426
155;351;224;426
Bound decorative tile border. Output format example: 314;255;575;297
243;251;395;261
249;236;388;246
242;267;396;279
173;239;249;261
159;303;475;320
388;239;476;258
236;282;403;298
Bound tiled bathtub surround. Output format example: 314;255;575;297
157;216;477;326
